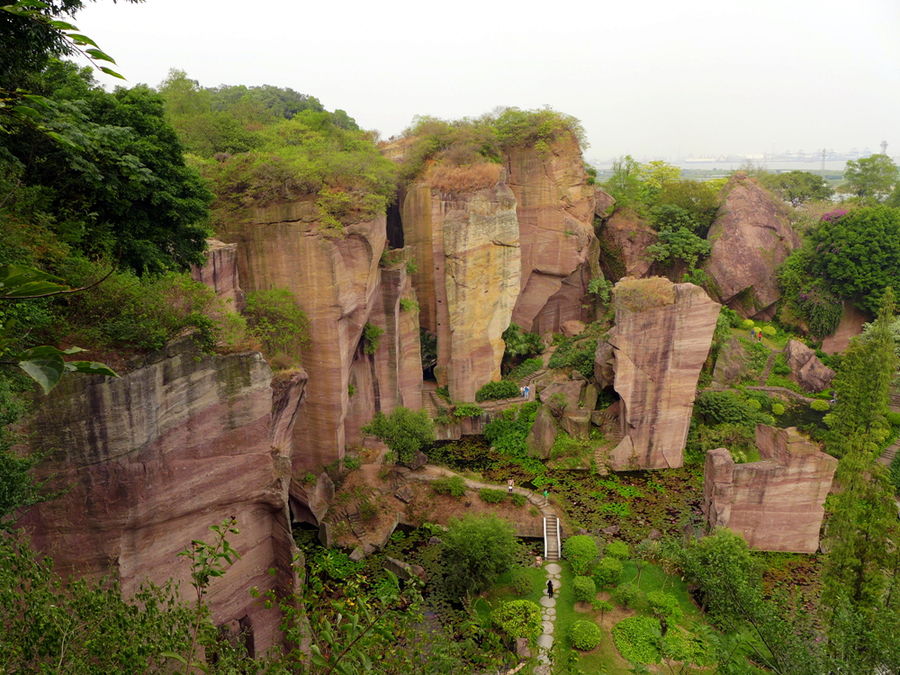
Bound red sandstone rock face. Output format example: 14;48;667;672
594;188;616;218
19;337;306;653
603;277;720;470
821;301;870;354
598;210;658;281
704;176;800;319
220;205;420;470
783;339;835;392
402;179;521;401
703;425;837;553
191;238;245;311
508;135;597;332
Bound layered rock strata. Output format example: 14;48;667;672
601;277;720;470
220;203;421;470
507;135;597;332
705;176;799;319
703;425;837;553
402;176;521;401
598;210;658;281
20;337;306;653
191;238;245;311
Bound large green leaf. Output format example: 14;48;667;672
64;361;118;377
0;264;69;298
18;353;65;394
15;345;118;393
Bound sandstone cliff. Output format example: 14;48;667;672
191;238;245;311
598;209;658;281
704;176;799;319
601;277;720;470
19;337;306;653
402;175;521;401
507;135;597;333
219;202;421;470
703;425;837;553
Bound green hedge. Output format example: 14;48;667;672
475;380;521;402
569;619;602;651
612;616;661;664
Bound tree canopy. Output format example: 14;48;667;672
843;154;899;202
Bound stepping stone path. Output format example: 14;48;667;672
533;562;562;674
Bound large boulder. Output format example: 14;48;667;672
703;426;838;553
402;171;521;401
594;187;616;218
704;176;800;319
711;337;753;387
598;209;658;281
821;301;870;354
19;337;307;652
603;277;720;470
783;339;835;392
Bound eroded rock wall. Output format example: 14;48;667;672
507;135;596;332
191;238;245;311
402;179;521;401
19;337;306;653
704;176;799;319
703;425;837;553
603;277;720;470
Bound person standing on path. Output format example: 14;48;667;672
524;385;530;399
547;580;554;598
507;479;514;494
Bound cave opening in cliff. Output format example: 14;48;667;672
386;201;404;249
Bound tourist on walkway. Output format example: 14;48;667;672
523;385;530;399
547;580;554;598
507;479;514;494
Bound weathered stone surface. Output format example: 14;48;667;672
594;188;616;218
561;320;586;337
783;339;835;392
711;337;752;387
403;177;521;401
704;176;799;319
703;425;838;553
604;277;720;470
821;301;870;354
19;337;305;653
508;135;597;333
599;210;658;281
191;238;245;311
526;406;559;459
221;207;416;471
384;556;427;582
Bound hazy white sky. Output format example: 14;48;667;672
72;0;899;162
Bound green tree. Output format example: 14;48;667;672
562;534;599;575
808;206;900;313
645;226;711;270
762;170;833;206
843;154;899;202
362;407;435;465
441;514;518;598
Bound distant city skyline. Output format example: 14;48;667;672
71;0;900;160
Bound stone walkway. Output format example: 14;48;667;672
534;561;562;673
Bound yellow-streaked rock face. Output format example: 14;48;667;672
403;179;521;401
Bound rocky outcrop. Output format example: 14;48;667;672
705;176;800;319
602;277;720;470
594;188;616;218
402;175;521;401
703;425;838;553
783;339;835;392
821;301;870;354
598;210;658;281
191;238;245;311
220;203;421;470
711;337;753;387
508;135;597;332
19;337;306;653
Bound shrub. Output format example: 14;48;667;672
548;338;598;378
343;455;361;471
510;568;533;596
484;401;540;457
612;616;662;664
772;402;786;416
399;298;418;312
772;353;791;375
475;380;520;402
573;575;597;603
605;540;630;560
569;620;602;651
762;325;777;336
491;599;542;643
362;407;435;465
505;357;542;382
479;488;506;504
694;390;757;426
244;288;309;362
742;319;756;329
362;322;384;354
593;556;624;587
502;323;543;359
588;277;613;303
562;535;599;575
453;403;484;418
509;493;526;506
612;582;642;609
442;514;519;596
432;476;466;498
810;399;831;412
646;590;683;620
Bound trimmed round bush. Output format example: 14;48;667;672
742;319;755;329
612;616;662;664
573;575;597;603
491;599;542;643
604;540;630;559
593;556;624;588
646;590;682;620
476;380;521;402
762;325;777;336
810;399;831;412
612;582;642;609
569;619;602;651
771;402;785;415
562;535;599;575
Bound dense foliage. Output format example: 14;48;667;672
569;619;603;651
562;534;599;575
441;514;519;597
611;616;662;664
475;379;520;402
362;407;435;465
490;599;542;643
842;153;899;202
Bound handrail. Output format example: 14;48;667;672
542;517;547;559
